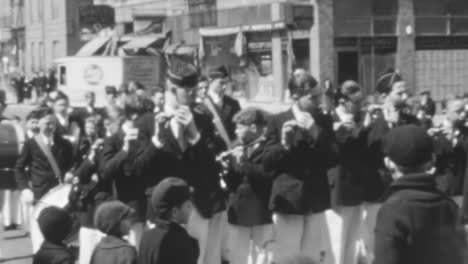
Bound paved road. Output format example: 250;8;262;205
0;229;32;264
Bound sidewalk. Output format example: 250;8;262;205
0;230;32;264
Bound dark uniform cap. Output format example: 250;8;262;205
376;70;402;95
105;85;118;95
207;65;229;79
340;80;361;97
383;125;434;167
38;206;73;243
94;201;134;236
151;177;192;218
167;57;199;89
51;90;69;103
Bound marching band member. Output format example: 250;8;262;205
222;108;275;264
72;116;106;264
265;69;338;263
205;65;241;142
358;71;419;263
15;107;75;253
328;80;368;264
430;99;468;207
144;59;226;264
100;95;153;249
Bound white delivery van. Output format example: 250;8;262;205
55;56;165;107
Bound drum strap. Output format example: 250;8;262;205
34;135;62;183
204;97;232;149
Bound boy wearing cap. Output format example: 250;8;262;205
91;201;137;264
374;125;466;264
33;206;76;264
265;69;338;263
139;177;198;264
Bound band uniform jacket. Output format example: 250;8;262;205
139;220;199;264
100;131;157;221
139;105;226;219
225;139;275;226
374;173;467;264
329;112;368;207
15;135;74;201
264;109;339;214
205;95;241;141
364;110;419;202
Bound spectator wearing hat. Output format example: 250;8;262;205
105;85;118;108
374;125;467;264
51;92;82;143
90;201;137;264
204;65;241;142
139;177;198;264
264;69;338;263
143;58;226;264
15;107;74;252
222;108;275;264
33;206;76;264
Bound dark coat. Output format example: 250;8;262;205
225;139;275;226
364;112;419;202
100;131;156;221
33;241;76;264
433;132;468;196
139;220;199;264
206;95;241;141
374;173;467;264
138;106;226;219
329;123;368;207
90;235;138;264
264;109;338;214
15;135;74;200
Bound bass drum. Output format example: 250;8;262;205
0;122;25;189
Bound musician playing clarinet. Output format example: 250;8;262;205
220;108;275;264
265;69;338;263
15;107;74;253
357;71;419;263
142;59;226;264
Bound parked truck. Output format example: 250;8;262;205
55;55;165;106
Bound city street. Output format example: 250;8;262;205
0;229;32;264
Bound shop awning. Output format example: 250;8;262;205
121;34;166;52
76;36;112;56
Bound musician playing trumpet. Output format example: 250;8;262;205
14;107;74;253
219;108;275;264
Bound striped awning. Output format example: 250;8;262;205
76;36;112;56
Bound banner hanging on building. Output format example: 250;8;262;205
79;5;115;41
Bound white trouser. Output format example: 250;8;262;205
452;195;463;208
326;206;362;264
354;202;381;264
273;212;335;264
30;211;44;253
79;227;105;264
227;224;274;264
1;190;21;227
187;210;229;264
